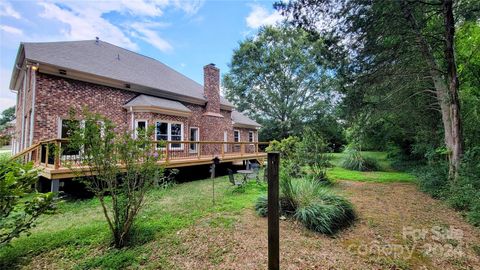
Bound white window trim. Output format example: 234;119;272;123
58;118;86;160
155;120;184;150
233;129;240;142
189;127;199;153
248;131;254;143
134;119;148;138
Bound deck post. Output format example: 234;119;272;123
165;143;169;161
267;152;280;270
36;145;41;165
54;141;60;169
51;179;60;193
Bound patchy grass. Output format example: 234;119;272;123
1;155;479;269
328;151;416;183
0;177;265;269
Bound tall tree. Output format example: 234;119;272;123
223;26;335;141
0;106;15;127
276;0;479;181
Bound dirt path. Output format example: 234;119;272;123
166;181;480;270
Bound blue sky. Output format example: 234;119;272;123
0;0;283;111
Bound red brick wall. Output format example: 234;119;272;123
33;73;136;142
203;64;220;114
13;72;258;152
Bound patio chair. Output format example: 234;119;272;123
249;163;261;183
227;169;244;187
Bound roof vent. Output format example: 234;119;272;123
59;69;67;75
95;37;99;45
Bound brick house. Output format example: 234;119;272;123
9;39;261;158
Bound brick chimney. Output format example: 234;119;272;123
203;63;222;116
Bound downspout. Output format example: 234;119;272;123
15;64;27;151
29;64;38;146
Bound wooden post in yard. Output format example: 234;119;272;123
267;152;280;270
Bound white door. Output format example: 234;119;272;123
224;131;228;153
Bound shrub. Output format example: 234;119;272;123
265;136;300;160
255;175;355;235
67;110;166;248
255;195;268;217
412;147;480;227
291;178;355;234
341;146;380;171
0;158;55;246
296;128;332;183
266;137;303;178
414;163;449;199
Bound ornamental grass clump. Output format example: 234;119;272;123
255;174;355;235
341;146;380;171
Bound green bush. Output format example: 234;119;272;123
412;147;480;227
0;158;55;246
255;176;355;235
296;128;332;183
341;146;380;171
255;195;268;217
292;179;355;234
414;163;449;199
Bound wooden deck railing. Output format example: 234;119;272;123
12;138;270;170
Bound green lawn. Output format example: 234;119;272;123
327;151;416;183
0;178;266;269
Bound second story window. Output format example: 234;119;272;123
248;131;254;142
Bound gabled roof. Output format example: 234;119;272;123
232;111;261;128
12;40;233;108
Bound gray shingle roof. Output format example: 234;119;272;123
232;111;261;128
123;94;191;113
21;40;233;107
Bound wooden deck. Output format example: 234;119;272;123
12;139;269;180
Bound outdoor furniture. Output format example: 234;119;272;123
249;163;261;183
227;169;244;187
237;169;253;183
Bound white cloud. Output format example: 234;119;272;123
171;0;204;15
0;24;23;35
39;2;139;50
130;22;173;52
0;1;21;19
246;4;283;29
35;0;205;52
0;68;16;111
